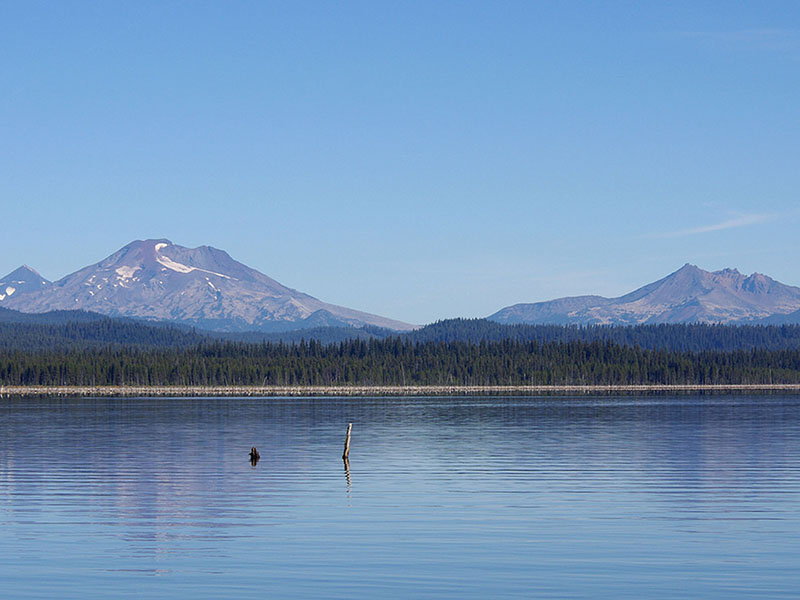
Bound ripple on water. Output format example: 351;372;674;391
1;394;800;599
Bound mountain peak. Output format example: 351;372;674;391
714;267;743;279
668;263;707;281
1;239;414;332
0;265;51;301
490;264;800;325
131;237;173;246
3;265;47;280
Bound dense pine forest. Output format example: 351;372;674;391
3;310;800;387
408;319;800;351
3;338;800;386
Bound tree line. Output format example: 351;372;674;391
409;319;800;351
3;337;800;387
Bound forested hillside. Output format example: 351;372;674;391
406;319;800;351
0;320;386;351
0;320;208;351
0;307;108;324
6;310;800;353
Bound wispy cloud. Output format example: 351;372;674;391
653;213;774;239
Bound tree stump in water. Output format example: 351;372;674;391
342;423;352;459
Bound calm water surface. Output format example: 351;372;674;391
1;395;799;598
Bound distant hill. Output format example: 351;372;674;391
0;307;385;351
5;308;800;354
404;318;800;352
0;306;100;324
0;318;207;352
489;264;800;325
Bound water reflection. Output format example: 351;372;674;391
1;395;799;599
343;457;351;492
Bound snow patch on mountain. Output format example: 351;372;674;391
156;253;194;274
155;250;232;279
115;266;140;280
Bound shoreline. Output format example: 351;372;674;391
3;384;800;397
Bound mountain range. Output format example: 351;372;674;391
489;264;800;325
0;239;413;332
3;241;800;331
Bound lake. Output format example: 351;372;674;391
1;394;799;598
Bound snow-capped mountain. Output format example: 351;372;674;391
0;239;414;331
0;265;51;301
489;264;800;325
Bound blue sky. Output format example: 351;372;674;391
2;1;798;324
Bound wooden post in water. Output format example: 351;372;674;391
342;423;352;459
